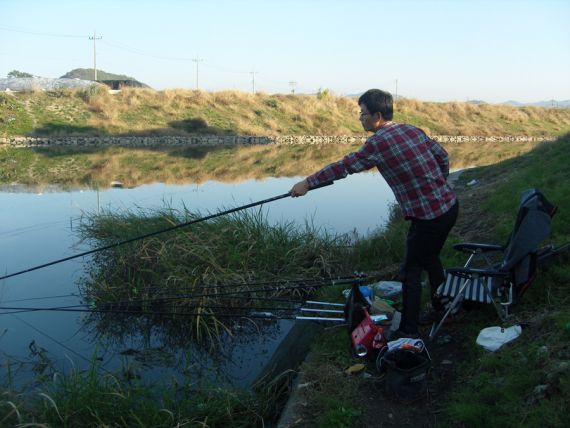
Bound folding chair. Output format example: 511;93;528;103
428;188;557;341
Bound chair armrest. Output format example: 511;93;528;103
447;267;508;279
453;243;505;253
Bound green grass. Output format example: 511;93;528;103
439;135;570;427
0;92;34;135
0;358;289;427
291;134;570;428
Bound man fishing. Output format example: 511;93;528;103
290;89;458;339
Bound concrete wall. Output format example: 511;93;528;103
0;135;556;148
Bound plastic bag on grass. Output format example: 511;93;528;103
476;325;522;352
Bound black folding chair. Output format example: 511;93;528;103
429;188;557;341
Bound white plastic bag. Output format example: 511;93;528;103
476;325;522;352
371;281;402;298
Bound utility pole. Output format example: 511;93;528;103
250;71;258;94
394;78;398;102
89;30;102;81
289;81;297;94
192;57;203;90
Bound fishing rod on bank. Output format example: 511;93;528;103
0;276;365;316
0;274;374;314
0;182;333;282
0;300;348;322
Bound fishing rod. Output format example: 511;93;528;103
88;276;364;305
0;276;368;315
0;281;339;316
0;302;304;315
0;181;333;282
1;274;360;304
80;273;361;298
0;302;347;322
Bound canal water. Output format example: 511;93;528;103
0;173;394;388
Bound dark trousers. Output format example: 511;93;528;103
400;201;459;334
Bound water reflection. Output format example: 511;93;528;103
83;309;292;387
0;173;394;388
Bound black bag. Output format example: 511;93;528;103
383;349;431;403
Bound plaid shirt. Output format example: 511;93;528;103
306;122;457;220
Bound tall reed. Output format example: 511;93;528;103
78;206;355;343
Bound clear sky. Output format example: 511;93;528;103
1;0;569;103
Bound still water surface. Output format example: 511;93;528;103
0;173;394;387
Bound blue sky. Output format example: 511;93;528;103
1;0;569;103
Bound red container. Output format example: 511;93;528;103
351;309;386;358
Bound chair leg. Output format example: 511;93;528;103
428;278;470;341
428;303;454;341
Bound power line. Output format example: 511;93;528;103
101;40;194;61
0;25;86;39
1;24;309;92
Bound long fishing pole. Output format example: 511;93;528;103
0;302;346;322
0;303;303;315
79;273;358;296
0;182;333;282
0;274;367;314
0;282;338;315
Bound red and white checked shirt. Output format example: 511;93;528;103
306;122;457;220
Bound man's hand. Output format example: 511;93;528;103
290;179;310;197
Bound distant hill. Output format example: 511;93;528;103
502;99;570;108
467;100;487;105
60;68;148;87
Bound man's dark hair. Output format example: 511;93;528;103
358;89;394;120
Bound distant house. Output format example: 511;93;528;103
98;80;148;90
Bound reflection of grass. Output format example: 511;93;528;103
0;137;548;188
0;144;365;188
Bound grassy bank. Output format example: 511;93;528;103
287;134;570;427
1;360;291;427
1;87;569;137
0;136;550;188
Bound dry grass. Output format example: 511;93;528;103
2;88;570;138
395;98;570;136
